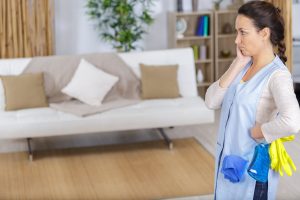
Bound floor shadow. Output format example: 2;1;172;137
31;137;192;161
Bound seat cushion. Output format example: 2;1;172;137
0;97;214;139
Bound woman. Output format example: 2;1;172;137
205;1;300;200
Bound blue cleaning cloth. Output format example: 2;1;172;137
247;144;270;183
221;155;248;183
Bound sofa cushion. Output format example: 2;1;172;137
118;48;198;97
0;58;32;110
62;59;119;106
24;53;140;103
140;63;180;99
0;97;214;139
1;73;48;111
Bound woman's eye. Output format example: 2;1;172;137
241;31;247;35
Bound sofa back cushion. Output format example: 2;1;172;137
118;48;197;97
140;64;180;99
23;53;140;103
1;73;48;111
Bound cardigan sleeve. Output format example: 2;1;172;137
204;79;228;110
261;70;300;143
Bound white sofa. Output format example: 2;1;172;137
0;48;214;160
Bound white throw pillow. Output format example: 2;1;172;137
62;59;119;106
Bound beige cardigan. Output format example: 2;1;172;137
205;70;300;143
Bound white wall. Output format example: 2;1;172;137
292;3;300;78
54;0;232;55
293;4;300;39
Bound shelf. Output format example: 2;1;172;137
197;82;211;87
168;10;214;97
214;10;238;81
218;34;236;38
175;11;212;16
195;59;212;64
218;57;235;62
215;10;237;14
177;36;211;41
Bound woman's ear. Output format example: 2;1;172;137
259;27;271;41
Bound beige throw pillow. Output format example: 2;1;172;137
1;73;48;111
140;63;180;99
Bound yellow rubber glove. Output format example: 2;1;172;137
269;135;296;176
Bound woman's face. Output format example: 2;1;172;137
235;15;267;57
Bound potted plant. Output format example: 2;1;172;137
86;0;154;52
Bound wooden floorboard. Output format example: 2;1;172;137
0;138;214;200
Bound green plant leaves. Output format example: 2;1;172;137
86;0;155;52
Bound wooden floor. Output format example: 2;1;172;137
0;138;214;200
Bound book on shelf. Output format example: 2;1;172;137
199;45;207;60
203;15;209;36
192;45;199;61
196;15;209;36
196;16;204;36
192;45;208;61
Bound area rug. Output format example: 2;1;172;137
0;138;214;200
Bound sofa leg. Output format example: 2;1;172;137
157;128;173;150
27;138;33;161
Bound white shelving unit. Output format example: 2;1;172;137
214;10;237;80
168;11;214;97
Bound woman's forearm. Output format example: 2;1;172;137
219;58;248;88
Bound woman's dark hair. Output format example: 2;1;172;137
238;1;287;64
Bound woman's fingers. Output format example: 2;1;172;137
235;45;251;66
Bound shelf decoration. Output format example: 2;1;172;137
197;68;204;83
192;45;199;61
177;0;183;12
176;18;187;39
200;45;207;60
214;0;224;10
220;50;232;58
192;0;198;12
196;15;209;36
222;23;234;34
227;0;244;10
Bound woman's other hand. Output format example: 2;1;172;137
251;122;265;140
